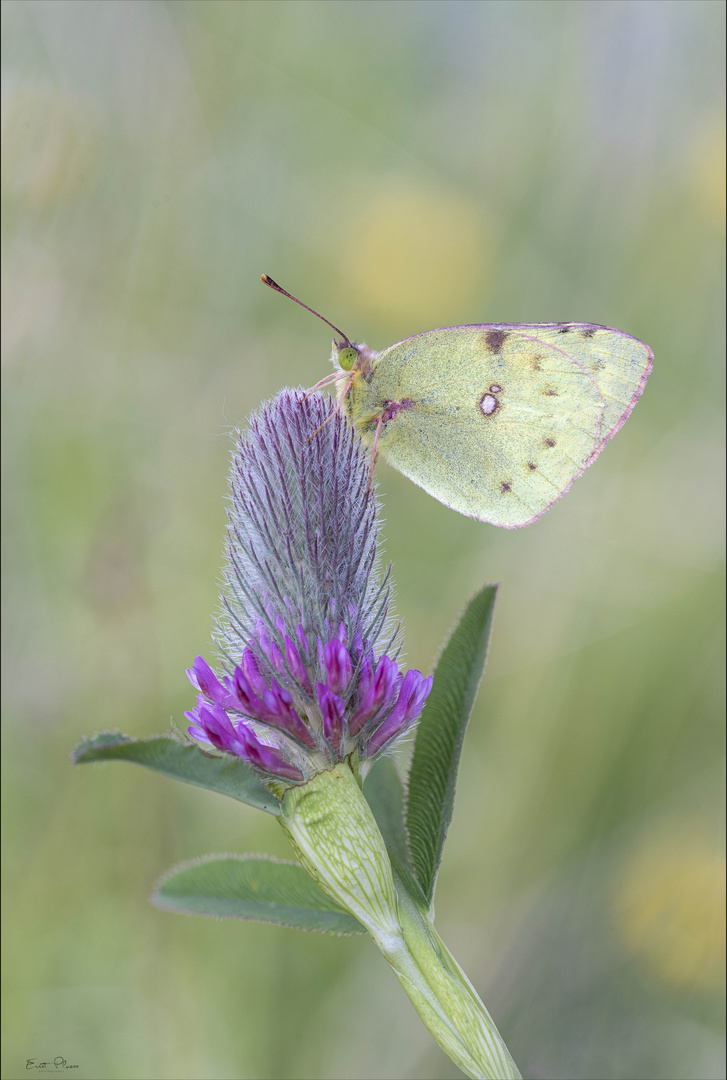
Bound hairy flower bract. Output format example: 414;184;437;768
185;389;432;783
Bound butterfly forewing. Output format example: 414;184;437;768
537;324;653;450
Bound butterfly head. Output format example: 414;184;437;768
333;340;377;378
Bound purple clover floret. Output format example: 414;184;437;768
185;389;432;783
323;638;354;695
185;700;305;782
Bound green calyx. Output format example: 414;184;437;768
279;760;401;947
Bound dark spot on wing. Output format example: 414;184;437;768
558;325;571;334
580;327;596;338
531;357;542;372
544;389;558;396
500;481;512;493
544;437;556;447
527;461;537;471
485;329;508;354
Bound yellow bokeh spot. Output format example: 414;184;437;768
691;117;726;230
615;823;726;991
341;180;492;326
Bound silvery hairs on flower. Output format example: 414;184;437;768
185;389;432;784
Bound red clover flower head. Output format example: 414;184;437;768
185;389;432;784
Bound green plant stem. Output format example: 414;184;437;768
279;762;520;1080
388;866;521;1079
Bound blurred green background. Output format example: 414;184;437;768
2;2;724;1078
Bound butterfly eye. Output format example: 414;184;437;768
338;347;358;372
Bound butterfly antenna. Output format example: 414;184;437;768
261;274;353;349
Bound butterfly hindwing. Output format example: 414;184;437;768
345;324;652;528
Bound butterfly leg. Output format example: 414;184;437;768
306;376;355;442
303;372;340;399
368;414;385;487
